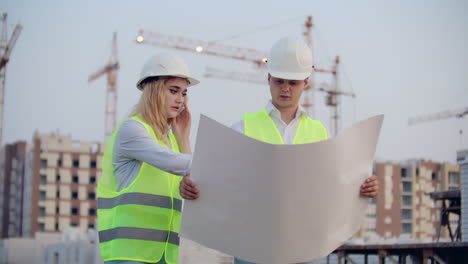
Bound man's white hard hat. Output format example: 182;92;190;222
266;36;312;80
136;53;200;90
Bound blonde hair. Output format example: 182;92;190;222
130;78;172;144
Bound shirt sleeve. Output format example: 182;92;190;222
230;119;244;134
116;119;192;176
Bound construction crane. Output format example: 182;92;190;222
317;56;355;136
301;16;316;117
88;32;119;140
135;16;327;117
135;30;268;67
134;16;352;134
0;13;22;145
408;107;468;126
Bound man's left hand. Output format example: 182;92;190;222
360;175;378;197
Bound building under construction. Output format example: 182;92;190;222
368;160;460;241
332;150;468;263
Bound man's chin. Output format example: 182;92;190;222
275;101;294;107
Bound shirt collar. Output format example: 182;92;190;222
265;100;307;119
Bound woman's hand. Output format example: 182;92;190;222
360;175;379;197
180;176;199;200
172;102;192;154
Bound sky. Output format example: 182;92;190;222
2;0;467;163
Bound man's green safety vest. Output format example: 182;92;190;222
97;115;183;263
244;109;328;144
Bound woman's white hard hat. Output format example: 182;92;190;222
136;53;200;90
266;36;313;80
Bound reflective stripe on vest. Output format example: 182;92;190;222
97;115;183;264
99;227;180;245
244;109;328;144
97;192;182;212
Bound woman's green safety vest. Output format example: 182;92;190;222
97;115;183;263
244;109;328;144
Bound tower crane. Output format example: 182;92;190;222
135;16;326;117
302;16;316;117
135;30;268;67
408;107;468;126
0;13;22;145
134;17;354;135
88;32;119;140
317;56;356;136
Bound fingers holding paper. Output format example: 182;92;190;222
360;175;379;197
180;176;199;200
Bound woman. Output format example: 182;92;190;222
97;53;200;264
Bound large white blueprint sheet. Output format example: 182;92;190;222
180;115;384;264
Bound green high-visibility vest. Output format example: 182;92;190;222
244;109;328;144
97;115;183;263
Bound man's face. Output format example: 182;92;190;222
268;74;308;110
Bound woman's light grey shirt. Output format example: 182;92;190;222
113;119;192;191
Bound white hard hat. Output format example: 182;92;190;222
136;53;200;90
266;36;312;80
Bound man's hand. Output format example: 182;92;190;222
360;175;378;197
180;176;199;200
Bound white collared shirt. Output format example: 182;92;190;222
231;101;308;144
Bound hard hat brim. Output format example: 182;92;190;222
268;70;311;81
136;74;200;90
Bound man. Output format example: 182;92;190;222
230;36;379;264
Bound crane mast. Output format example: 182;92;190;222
88;32;119;140
302;16;316;117
0;13;22;145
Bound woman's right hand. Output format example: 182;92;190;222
172;102;192;154
180;176;199;200
172;102;191;139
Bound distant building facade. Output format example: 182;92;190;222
0;131;103;238
0;141;32;238
31;131;103;235
357;159;461;241
457;149;468;242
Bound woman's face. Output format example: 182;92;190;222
163;78;189;119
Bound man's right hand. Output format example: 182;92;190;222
179;176;199;200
